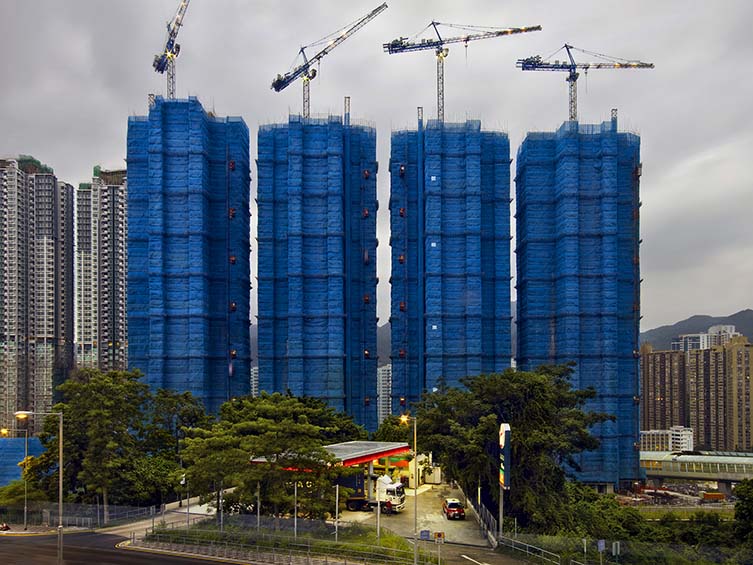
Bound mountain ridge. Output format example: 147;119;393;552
640;309;753;350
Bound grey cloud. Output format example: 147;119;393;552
1;0;751;332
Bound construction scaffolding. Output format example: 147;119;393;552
257;112;378;430
515;115;642;487
126;96;250;413
390;115;512;411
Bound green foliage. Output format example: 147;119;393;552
0;479;47;506
148;520;422;564
24;369;210;508
412;365;749;556
295;395;368;443
372;415;410;443
62;369;149;510
125;455;182;505
143;389;213;457
735;479;753;545
182;393;363;519
414;365;612;532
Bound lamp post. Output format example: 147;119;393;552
15;410;63;564
1;426;29;530
400;414;418;565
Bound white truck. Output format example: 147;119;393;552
341;473;406;514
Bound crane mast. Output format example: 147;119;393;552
271;2;388;118
516;44;654;121
153;0;191;99
384;22;541;121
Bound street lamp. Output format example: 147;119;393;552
0;426;29;530
400;413;418;565
15;410;63;564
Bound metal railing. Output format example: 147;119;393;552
456;485;563;564
498;535;561;564
135;531;436;565
459;486;498;546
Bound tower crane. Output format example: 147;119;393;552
384;22;541;121
271;3;388;118
516;44;654;121
153;0;191;100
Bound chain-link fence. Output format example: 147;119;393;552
0;501;156;529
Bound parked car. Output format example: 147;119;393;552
443;498;465;520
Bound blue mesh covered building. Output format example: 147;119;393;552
515;115;642;488
127;97;251;413
390;117;511;411
257;114;378;430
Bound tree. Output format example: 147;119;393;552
182;393;359;519
0;480;47;507
142;389;212;458
415;365;613;532
25;370;212;510
63;369;149;520
26;369;150;520
735;479;753;545
372;415;411;443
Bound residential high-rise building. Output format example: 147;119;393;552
250;366;259;398
377;363;392;424
257;111;378;430
726;336;752;451
672;333;710;352
127;97;250;412
640;343;686;431
515;114;642;488
0;157;74;432
671;325;741;351
640;426;694;452
390;115;511;412
75;167;128;371
709;325;741;347
687;345;727;450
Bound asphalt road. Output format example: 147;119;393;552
0;532;221;565
341;483;524;564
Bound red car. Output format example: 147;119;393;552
443;498;465;520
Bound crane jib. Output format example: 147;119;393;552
270;2;388;93
383;24;542;54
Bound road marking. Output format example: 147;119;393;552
460;555;491;565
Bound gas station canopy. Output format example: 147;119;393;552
324;441;410;467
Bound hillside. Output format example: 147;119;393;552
640;309;753;350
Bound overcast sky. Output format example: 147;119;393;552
2;0;752;331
